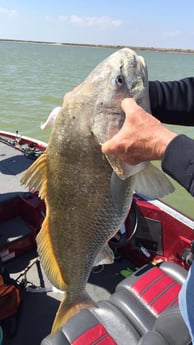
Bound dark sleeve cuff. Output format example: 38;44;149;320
149;78;194;126
161;135;194;195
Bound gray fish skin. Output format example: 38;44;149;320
21;48;173;334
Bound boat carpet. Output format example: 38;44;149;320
89;256;137;294
0;216;31;249
0;140;33;198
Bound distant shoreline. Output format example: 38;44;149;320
1;38;194;54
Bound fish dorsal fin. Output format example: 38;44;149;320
21;152;48;199
21;152;66;291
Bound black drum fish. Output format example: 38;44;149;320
21;48;174;334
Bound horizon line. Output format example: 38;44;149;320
1;38;194;53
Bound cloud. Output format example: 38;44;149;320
45;15;53;22
0;7;18;16
63;15;122;28
59;15;68;22
162;30;182;38
70;15;122;28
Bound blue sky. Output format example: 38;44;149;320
1;0;194;49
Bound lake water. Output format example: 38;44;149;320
0;41;194;217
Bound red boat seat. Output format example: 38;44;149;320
109;261;187;334
41;302;140;345
41;262;190;345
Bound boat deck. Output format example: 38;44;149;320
4;250;132;345
0;137;32;202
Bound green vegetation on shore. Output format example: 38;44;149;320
1;38;194;53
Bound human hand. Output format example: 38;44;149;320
102;98;177;165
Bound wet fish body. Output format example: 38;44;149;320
21;48;174;334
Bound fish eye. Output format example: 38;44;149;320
112;75;124;87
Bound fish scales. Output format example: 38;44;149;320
21;48;174;335
45;100;133;282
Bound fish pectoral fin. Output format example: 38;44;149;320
41;106;62;130
93;243;114;267
134;162;174;199
51;292;96;334
110;172;133;215
20;152;47;200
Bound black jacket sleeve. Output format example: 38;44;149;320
149;78;194;125
162;135;194;196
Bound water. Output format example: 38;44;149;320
0;41;194;217
0;42;113;140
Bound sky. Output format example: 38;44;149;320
1;0;194;50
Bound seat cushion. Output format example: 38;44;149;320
109;262;187;334
138;331;169;345
41;302;140;345
153;306;191;345
41;309;117;345
139;306;191;345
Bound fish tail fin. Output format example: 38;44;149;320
134;162;174;199
51;292;95;334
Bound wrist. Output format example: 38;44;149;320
155;128;177;160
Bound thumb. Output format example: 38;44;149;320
121;97;138;114
102;98;137;155
101;138;114;155
101;133;121;155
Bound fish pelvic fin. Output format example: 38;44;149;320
93;243;114;266
51;292;96;334
134;162;174;199
20;152;47;200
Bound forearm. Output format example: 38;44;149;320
162;135;194;195
149;78;194;125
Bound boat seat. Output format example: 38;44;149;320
41;302;140;345
41;262;191;345
109;261;187;334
